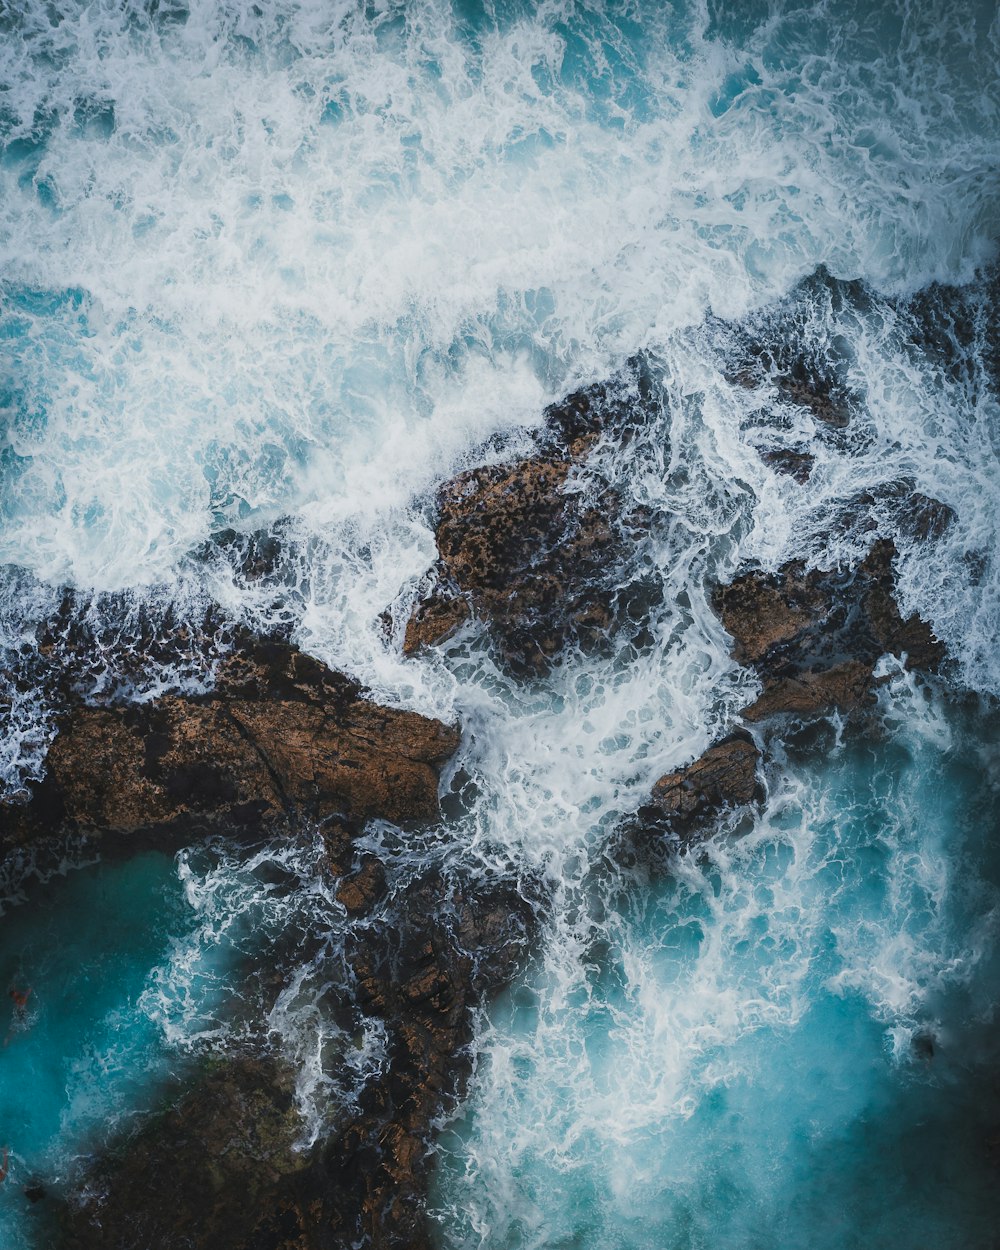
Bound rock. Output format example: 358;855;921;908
2;630;460;852
837;479;956;545
333;869;539;1249
60;1056;312;1250
723;266;868;430
401;363;653;673
741;660;875;722
713;538;944;721
770;375;853;427
757;447;815;482
60;866;540;1250
648;732;763;836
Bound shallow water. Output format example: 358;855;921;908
0;851;183;1240
1;1;999;1246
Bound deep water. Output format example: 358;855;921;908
1;1;1000;1247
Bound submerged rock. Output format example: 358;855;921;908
401;363;654;673
60;864;540;1250
61;1056;311;1250
2;630;459;852
713;538;944;722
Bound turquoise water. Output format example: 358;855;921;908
430;693;1000;1249
0;1;999;1247
0;852;184;1239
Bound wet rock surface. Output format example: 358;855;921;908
646;731;763;839
60;856;540;1250
757;446;815;482
713;538;944;722
2;630;459;852
61;1055;311;1250
402;363;654;673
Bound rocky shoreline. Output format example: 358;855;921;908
0;273;963;1250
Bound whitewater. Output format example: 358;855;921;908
1;0;999;1247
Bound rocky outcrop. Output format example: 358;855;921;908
713;538;944;722
2;631;459;852
645;731;763;840
61;856;540;1250
401;365;653;673
331;869;539;1249
631;533;945;855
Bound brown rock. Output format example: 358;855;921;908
335;854;387;915
713;538;944;723
403;451;622;672
2;632;460;852
403;589;471;654
400;366;653;673
331;870;539;1250
741;660;875;722
713;563;832;665
650;732;762;835
859;540;945;671
773;375;852;427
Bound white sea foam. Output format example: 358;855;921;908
2;3;1000;1247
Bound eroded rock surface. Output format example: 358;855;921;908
402;365;652;673
61;859;540;1250
647;731;763;838
2;631;459;852
713;538;944;722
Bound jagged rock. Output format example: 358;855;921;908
401;365;653;673
648;732;762;835
741;660;874;722
837;479;957;545
60;866;540;1250
2;631;459;851
334;869;539;1249
713;538;944;721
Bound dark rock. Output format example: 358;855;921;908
757;447;815;482
837;479;956;545
197;525;289;583
60;866;541;1250
401;364;654;673
332;870;540;1249
647;731;763;836
722;266;868;430
713;538;944;721
2;630;460;852
61;1056;311;1250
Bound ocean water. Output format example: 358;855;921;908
1;1;999;1247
